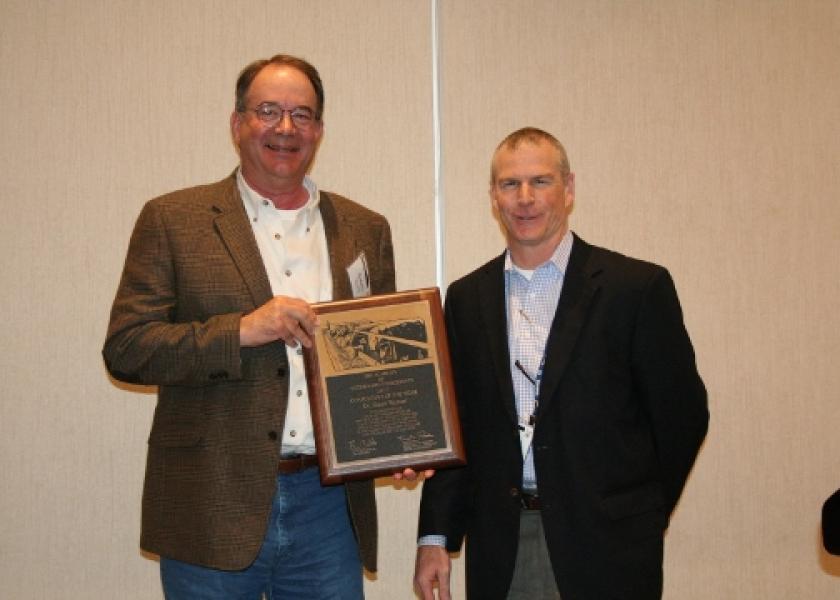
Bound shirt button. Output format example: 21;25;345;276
285;269;292;277
290;430;297;437
296;390;303;397
297;348;303;356
263;200;270;206
274;233;282;240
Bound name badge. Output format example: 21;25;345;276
347;252;371;298
518;421;534;459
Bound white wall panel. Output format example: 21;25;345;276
0;1;432;598
439;1;840;598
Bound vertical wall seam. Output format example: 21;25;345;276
431;0;444;291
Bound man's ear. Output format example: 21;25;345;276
489;186;500;219
564;172;576;210
230;111;242;146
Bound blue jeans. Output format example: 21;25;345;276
160;467;363;599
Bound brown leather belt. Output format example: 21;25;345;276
277;454;319;474
520;492;542;510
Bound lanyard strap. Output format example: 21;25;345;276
515;353;545;426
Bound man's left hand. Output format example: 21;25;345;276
393;468;435;481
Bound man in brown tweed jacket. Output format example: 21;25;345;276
104;54;402;599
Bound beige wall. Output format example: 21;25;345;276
1;0;839;598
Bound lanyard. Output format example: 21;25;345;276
506;268;551;460
515;353;544;458
515;354;544;425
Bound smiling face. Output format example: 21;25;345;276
230;64;323;202
490;139;575;269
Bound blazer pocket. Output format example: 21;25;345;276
148;419;205;448
600;481;665;521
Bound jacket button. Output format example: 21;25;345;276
277;368;286;377
268;431;278;441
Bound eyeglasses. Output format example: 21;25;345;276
242;103;318;130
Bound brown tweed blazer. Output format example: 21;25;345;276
103;172;395;571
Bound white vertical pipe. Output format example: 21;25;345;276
431;0;444;291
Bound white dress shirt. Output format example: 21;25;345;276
505;230;573;491
237;170;332;455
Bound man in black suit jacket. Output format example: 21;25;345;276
414;128;708;599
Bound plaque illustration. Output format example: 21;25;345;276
320;317;429;372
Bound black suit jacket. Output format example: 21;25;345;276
419;234;708;599
104;173;394;571
823;488;840;555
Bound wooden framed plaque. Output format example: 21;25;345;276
302;287;464;484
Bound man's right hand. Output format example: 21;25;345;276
414;545;452;600
240;295;318;348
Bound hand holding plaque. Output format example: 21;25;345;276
302;288;465;484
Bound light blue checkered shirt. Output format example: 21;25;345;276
418;232;573;548
505;230;573;491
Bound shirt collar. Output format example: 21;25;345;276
504;229;575;277
236;168;320;223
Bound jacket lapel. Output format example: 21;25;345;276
319;191;355;301
478;254;520;427
536;234;600;417
211;174;274;308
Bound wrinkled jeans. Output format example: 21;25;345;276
161;467;363;599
